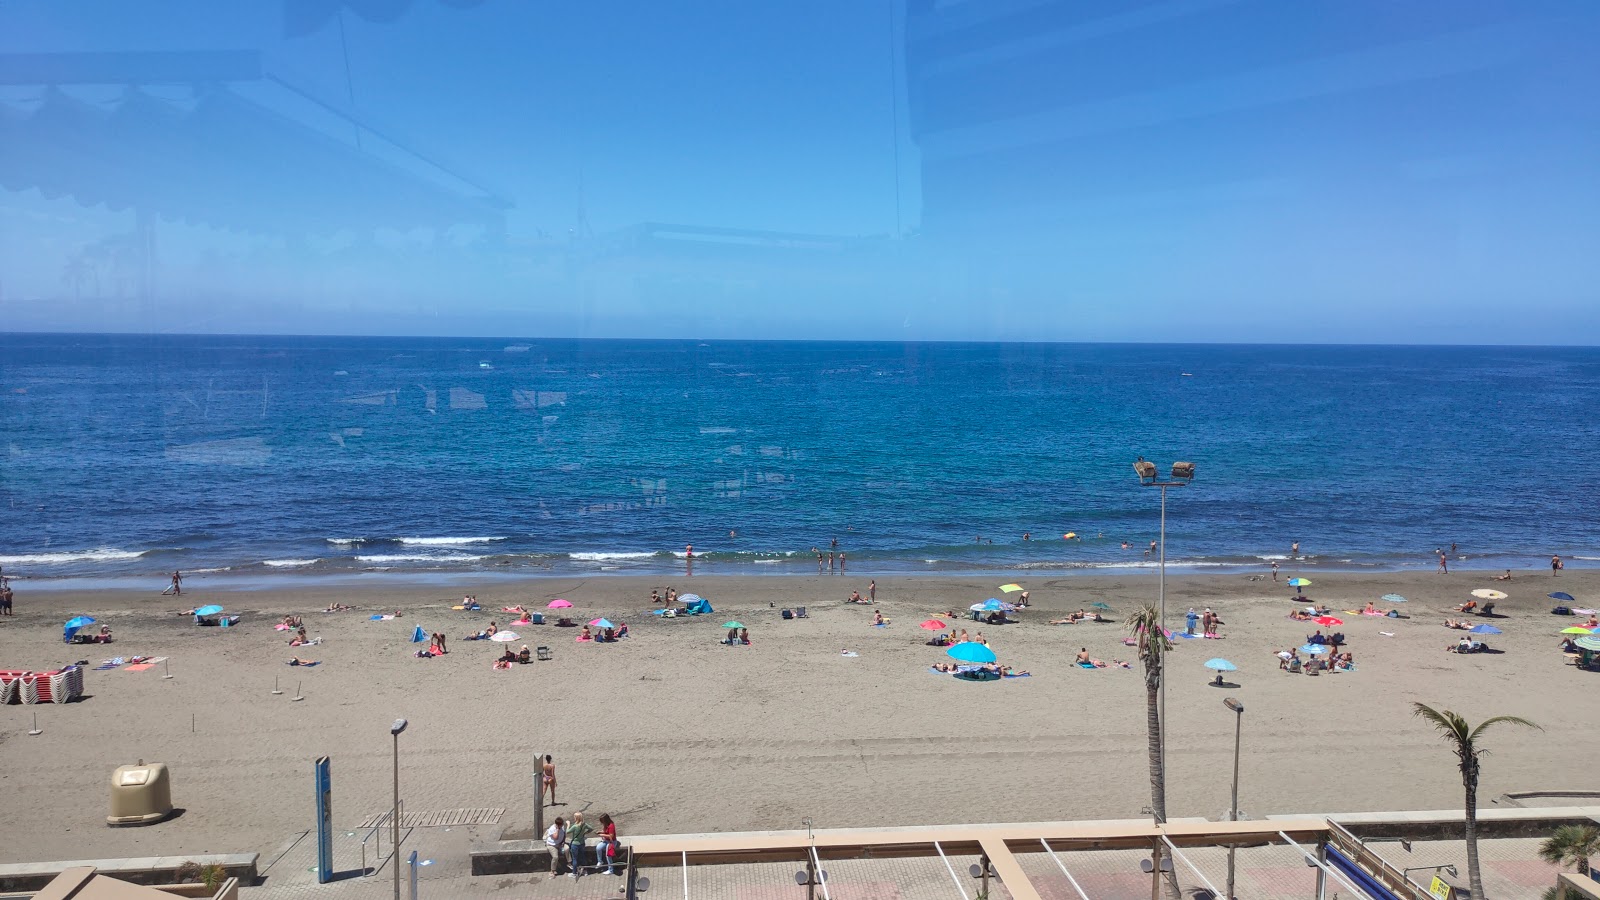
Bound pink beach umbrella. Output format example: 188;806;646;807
547;599;573;609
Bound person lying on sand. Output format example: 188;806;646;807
324;602;353;612
931;662;959;673
1049;617;1076;625
1288;610;1313;621
1495;570;1513;581
1453;600;1477;613
288;657;319;666
1443;618;1470;630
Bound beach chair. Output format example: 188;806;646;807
782;609;794;620
536;646;552;661
796;607;808;618
1476;602;1496;616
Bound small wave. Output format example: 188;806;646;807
0;548;145;565
356;553;488;563
396;536;507;546
1257;554;1289;560
188;566;232;574
326;538;366;546
570;551;657;561
264;559;319;568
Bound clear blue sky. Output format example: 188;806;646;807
0;0;1596;343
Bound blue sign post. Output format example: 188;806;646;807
314;756;333;883
408;850;419;900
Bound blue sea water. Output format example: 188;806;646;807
1;334;1598;585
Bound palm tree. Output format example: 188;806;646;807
1412;703;1540;899
1127;603;1179;898
1540;824;1600;878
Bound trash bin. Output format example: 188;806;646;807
108;761;173;825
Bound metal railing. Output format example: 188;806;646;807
1326;819;1431;900
360;799;404;876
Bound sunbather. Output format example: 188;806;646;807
288;657;318;666
1494;569;1513;581
579;624;594;642
1454;600;1478;613
324;602;353;612
974;631;988;645
1049;616;1077;625
1443;618;1469;630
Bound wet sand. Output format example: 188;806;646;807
0;568;1594;863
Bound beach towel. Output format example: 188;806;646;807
839;650;858;657
1078;661;1098;669
871;622;889;628
1172;632;1200;639
370;614;394;620
1002;672;1032;678
124;663;155;672
275;623;292;631
94;658;124;671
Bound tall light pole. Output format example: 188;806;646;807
1223;697;1244;900
390;718;408;900
1132;458;1195;767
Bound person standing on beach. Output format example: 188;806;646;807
1438;552;1449;574
816;551;824;573
839;552;845;574
541;755;557;806
169;570;183;595
0;579;13;616
828;552;835;573
868;580;876;602
1271;561;1280;581
1185;607;1198;635
1553;554;1564;576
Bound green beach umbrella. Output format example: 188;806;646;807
721;621;744;629
1574;636;1600;653
1561;627;1594;635
1287;578;1312;588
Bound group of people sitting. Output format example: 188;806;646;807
847;591;872;604
578;622;628;642
459;595;482;610
463;621;501;640
926;628;989;647
721;627;751;645
930;661;1030;676
650;587;682;606
288;626;319;647
1277;648;1355;673
495;645;535;667
1050;609;1109;625
1447;636;1487;654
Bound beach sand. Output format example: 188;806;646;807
0;568;1593;863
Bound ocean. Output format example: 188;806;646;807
2;334;1598;586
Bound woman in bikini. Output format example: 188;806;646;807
541;755;557;806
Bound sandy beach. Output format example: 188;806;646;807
1;568;1595;864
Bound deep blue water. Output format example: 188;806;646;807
2;334;1598;583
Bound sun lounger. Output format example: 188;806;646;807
536;646;552;661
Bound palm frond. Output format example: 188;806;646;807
1469;715;1542;742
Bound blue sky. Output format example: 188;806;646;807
0;0;1596;343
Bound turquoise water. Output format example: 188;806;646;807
1;334;1597;582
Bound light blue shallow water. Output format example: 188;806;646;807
2;334;1598;584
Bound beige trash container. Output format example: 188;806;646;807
108;761;173;825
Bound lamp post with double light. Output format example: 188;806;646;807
1132;458;1195;768
1223;697;1244;900
390;718;407;900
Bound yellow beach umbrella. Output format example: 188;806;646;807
999;584;1024;593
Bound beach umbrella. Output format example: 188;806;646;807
920;619;947;630
490;631;519;642
1550;592;1576;603
1314;616;1343;627
1575;636;1600;653
194;604;224;616
720;621;744;629
1203;658;1237;672
590;618;616;630
1287;578;1312;587
1381;594;1406;603
63;615;95;642
1560;626;1593;635
678;593;704;604
1091;601;1114;611
981;598;1005;611
999;583;1024;593
547;599;573;609
1299;644;1329;655
947;642;997;664
1471;589;1508;600
1468;624;1502;635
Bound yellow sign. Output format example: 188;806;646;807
1428;874;1455;900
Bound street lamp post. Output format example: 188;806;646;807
1133;458;1195;771
1223;697;1244;900
390;718;408;900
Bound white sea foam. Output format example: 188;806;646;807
326;538;366;546
264;559;318;567
396;536;506;546
356;554;487;563
570;551;656;561
0;549;144;565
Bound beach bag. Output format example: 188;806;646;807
782;609;793;620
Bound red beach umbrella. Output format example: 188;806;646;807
919;619;948;630
1315;616;1343;627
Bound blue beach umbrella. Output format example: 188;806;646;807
1575;636;1600;653
591;618;617;630
1203;658;1237;672
1299;643;1329;655
1551;592;1576;603
1381;594;1406;603
1468;624;1502;635
63;615;95;642
195;604;224;616
947;643;997;664
981;598;1005;611
1287;578;1312;588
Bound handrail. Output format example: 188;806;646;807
1326;820;1431;900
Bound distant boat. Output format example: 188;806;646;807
1181;372;1193;377
479;362;493;370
